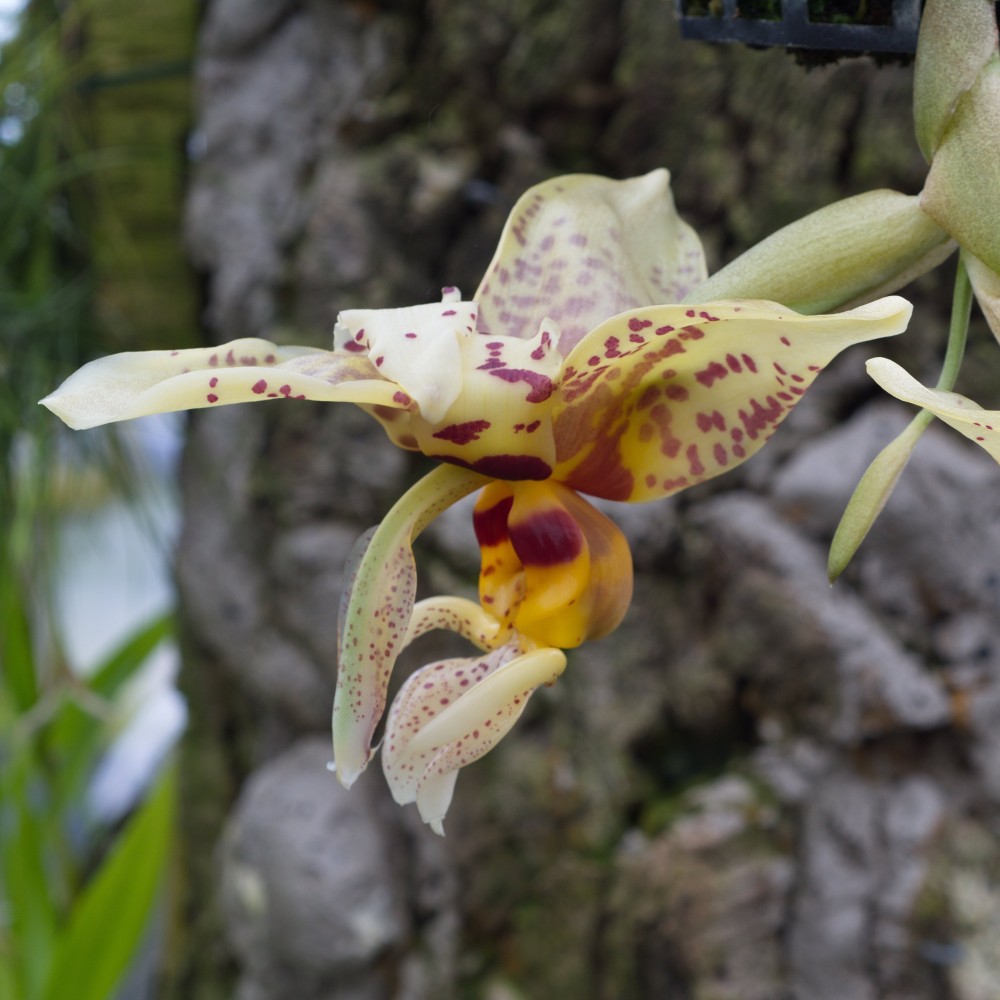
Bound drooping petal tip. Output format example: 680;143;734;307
867;356;1000;462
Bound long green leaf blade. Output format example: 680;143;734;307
40;767;176;1000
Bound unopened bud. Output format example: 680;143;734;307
685;190;952;315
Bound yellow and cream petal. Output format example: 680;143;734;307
333;464;490;788
401;596;502;650
382;644;567;835
867;357;1000;462
475;170;707;352
552;296;913;502
407;318;563;481
40;339;404;430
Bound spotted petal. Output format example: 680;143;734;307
552;297;913;501
40;338;406;430
333;464;490;787
867;357;1000;462
382;644;567;834
475;170;706;353
405;317;563;481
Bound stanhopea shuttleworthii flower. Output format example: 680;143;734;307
43;171;912;832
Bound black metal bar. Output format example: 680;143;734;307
673;0;921;53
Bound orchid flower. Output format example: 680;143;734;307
42;171;913;833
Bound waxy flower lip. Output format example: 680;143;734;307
40;170;915;833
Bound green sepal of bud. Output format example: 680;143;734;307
684;190;953;316
827;413;928;583
921;57;1000;276
913;0;998;161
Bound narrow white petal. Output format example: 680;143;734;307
41;339;398;430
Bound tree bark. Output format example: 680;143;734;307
169;2;1000;998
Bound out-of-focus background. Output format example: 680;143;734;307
3;2;1000;999
2;3;193;1000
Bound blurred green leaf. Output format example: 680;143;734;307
40;767;176;1000
88;613;174;699
1;760;59;1000
0;959;20;1000
0;572;38;712
47;613;174;816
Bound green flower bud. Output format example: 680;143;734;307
921;57;1000;275
685;191;953;315
913;0;998;160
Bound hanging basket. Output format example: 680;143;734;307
674;0;921;53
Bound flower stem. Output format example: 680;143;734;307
827;253;974;581
935;251;973;392
904;252;973;437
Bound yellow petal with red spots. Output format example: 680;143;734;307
406;318;563;481
552;297;913;501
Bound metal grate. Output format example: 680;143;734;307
674;0;921;53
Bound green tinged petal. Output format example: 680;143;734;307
966;252;1000;344
687;191;953;315
332;464;489;788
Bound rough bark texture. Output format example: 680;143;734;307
169;2;1000;999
